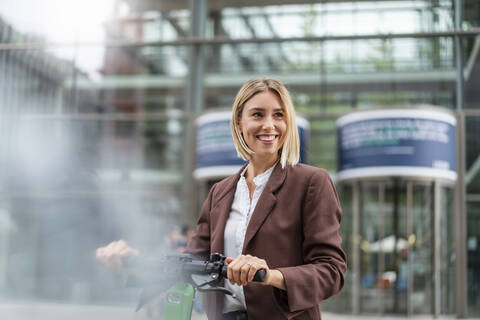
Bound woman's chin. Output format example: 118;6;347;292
251;150;280;162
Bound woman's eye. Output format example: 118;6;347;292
252;112;262;118
275;112;284;117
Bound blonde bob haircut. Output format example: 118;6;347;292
231;77;300;168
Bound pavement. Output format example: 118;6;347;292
191;311;480;320
192;312;480;320
320;313;477;320
1;302;479;319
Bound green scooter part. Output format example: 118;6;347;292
162;282;195;320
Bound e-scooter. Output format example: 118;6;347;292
124;253;265;320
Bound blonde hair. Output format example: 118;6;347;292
231;77;300;168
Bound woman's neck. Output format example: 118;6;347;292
245;155;279;179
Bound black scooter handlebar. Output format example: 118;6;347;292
123;253;266;283
121;252;266;311
221;265;266;282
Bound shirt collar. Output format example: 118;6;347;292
240;162;277;187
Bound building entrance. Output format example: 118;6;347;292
333;108;459;316
342;178;455;316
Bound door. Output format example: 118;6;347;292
355;179;452;315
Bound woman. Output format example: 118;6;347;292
186;77;346;320
97;77;346;320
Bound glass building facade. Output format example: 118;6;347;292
0;0;479;318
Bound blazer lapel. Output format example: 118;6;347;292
209;163;248;254
242;162;287;252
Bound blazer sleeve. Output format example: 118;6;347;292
185;183;217;260
274;169;347;313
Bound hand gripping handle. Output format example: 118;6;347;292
221;265;267;282
253;269;267;282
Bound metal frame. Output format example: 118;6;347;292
379;182;386;316
434;179;441;317
455;110;469;318
1;29;480;50
454;1;468;315
406;181;413;316
185;0;208;224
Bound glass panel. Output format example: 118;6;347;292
219;2;454;39
0;47;76;114
439;186;455;314
466;116;480;194
464;0;480;29
358;181;381;313
308;119;336;171
464;35;480;110
411;183;433;314
383;180;407;314
204;37;454;76
467;201;480;317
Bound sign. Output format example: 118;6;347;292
337;108;456;181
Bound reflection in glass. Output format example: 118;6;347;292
334;180;456;316
380;180;407;314
204;38;454;76
467;202;480;317
440;186;455;314
411;183;433;314
359;181;382;313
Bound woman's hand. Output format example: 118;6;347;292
226;254;269;286
226;255;286;290
96;240;139;273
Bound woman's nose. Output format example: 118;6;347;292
262;117;275;130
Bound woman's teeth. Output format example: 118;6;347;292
258;135;275;141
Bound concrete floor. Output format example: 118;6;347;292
191;311;477;320
1;302;478;320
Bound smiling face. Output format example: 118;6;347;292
237;90;287;163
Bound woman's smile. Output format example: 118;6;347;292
256;134;278;144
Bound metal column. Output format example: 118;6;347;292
406;181;413;316
378;182;385;315
454;0;468;317
455;0;464;113
185;0;208;224
455;111;468;317
433;180;441;318
186;0;207;115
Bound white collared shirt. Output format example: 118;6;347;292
222;163;276;313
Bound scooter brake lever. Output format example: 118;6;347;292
196;284;235;297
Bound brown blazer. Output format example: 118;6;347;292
186;163;347;320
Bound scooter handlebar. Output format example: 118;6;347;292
221;265;266;282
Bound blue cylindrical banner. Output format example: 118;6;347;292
337;108;456;181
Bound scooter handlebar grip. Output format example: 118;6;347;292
221;265;266;282
253;269;266;282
